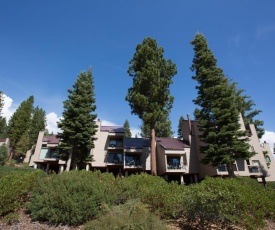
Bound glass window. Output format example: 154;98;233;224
109;139;123;147
125;154;141;166
265;155;271;163
108;153;122;164
252;160;260;166
39;148;48;159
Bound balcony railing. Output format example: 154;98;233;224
125;160;142;168
167;164;186;170
107;159;122;164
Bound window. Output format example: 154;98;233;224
252;160;260;166
109;139;123;147
167;157;181;169
125;154;141;166
108;153;122;164
265;155;271;163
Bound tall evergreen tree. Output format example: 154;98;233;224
177;116;185;139
126;37;177;175
29;106;47;148
57;68;98;171
7;96;34;160
235;88;264;138
123;119;132;138
140;113;173;138
0;144;8;166
190;33;253;177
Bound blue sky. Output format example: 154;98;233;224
0;1;275;147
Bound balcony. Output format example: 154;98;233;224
107;153;123;165
125;154;142;168
167;164;186;170
248;165;261;174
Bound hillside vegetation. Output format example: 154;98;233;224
1;166;275;229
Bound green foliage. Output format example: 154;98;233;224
57;68;98;165
140;113;174;138
0;167;44;217
235;88;264;138
7;96;34;159
182;177;275;229
83;199;167;230
117;173;185;218
29;170;119;225
0;144;8;165
29;106;46;148
126;37;177;130
177;116;184;139
190;33;253;177
14;130;29;157
123;119;132;137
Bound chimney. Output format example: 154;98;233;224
187;114;192;135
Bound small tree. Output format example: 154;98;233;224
190;33;253;177
123;119;132;138
126;37;177;175
57;68;98;171
7;96;34;160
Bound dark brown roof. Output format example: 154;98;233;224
156;137;189;150
124;138;150;149
100;126;125;133
0;138;6;143
42;135;60;144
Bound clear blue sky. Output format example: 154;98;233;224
0;1;274;143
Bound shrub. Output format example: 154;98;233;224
117;173;186;218
29;170;120;225
181;177;275;229
83;199;167;230
0;168;44;216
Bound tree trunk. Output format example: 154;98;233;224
226;162;236;178
8;147;14;160
66;149;72;172
151;128;157;176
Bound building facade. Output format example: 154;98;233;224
26;116;275;183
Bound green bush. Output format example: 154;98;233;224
181;177;275;229
0;168;44;216
29;170;120;225
117;173;186;218
83;199;167;230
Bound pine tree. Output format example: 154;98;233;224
15;130;29;158
123;119;132;138
140;113;173;138
57;68;98;171
0;92;7;138
235;88;264;138
126;37;177;175
177;116;185;139
29;106;47;148
7;96;34;160
190;33;253;177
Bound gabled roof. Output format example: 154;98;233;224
100;126;125;133
156;137;189;150
124;138;150;149
42;135;60;144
